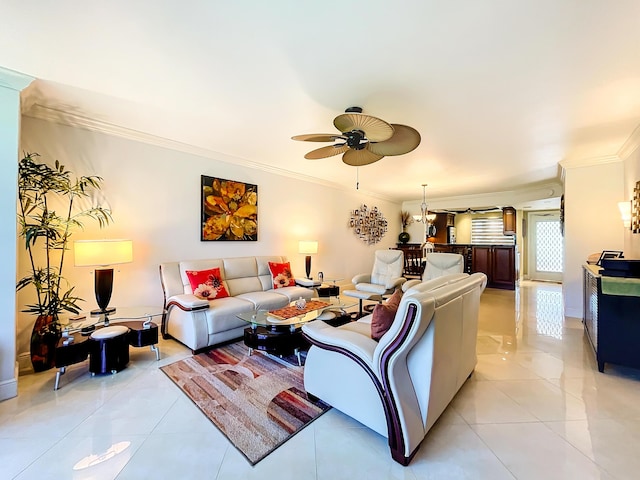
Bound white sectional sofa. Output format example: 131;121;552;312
302;272;487;464
159;256;313;352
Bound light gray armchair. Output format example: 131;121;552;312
343;249;406;317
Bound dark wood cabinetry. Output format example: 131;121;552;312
445;213;455;227
396;243;422;251
433;243;516;289
451;245;473;274
583;264;640;372
472;245;515;290
502;207;516;235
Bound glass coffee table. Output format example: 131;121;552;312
237;297;356;365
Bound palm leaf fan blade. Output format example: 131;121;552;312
305;144;349;159
292;134;341;142
333;113;394;142
342;148;383;166
367;124;421;156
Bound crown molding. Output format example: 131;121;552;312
617;123;640;160
558;154;621;170
404;181;563;212
22;102;397;204
0;66;34;91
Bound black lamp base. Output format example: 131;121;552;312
93;267;115;318
305;255;312;279
90;306;116;316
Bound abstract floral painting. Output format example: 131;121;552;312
201;175;258;241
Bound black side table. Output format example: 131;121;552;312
53;307;163;390
54;333;90;390
125;320;160;360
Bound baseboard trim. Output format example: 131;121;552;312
0;363;18;401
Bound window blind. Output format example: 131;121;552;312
471;217;515;244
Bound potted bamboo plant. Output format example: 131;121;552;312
16;153;112;372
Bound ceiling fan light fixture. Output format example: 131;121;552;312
293;107;419;166
345;130;367;149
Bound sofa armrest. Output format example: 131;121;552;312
302;321;378;367
384;276;407;290
352;273;372;285
402;279;421;292
166;294;210;311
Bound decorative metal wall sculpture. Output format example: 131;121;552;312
348;204;388;244
633;181;640;234
201;175;258;241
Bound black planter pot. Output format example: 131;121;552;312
30;315;61;372
398;231;410;244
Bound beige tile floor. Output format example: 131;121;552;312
2;281;640;479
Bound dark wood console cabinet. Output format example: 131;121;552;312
582;264;640;372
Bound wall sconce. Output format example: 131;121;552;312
618;201;631;229
298;240;318;279
74;239;133;318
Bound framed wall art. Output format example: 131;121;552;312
201;175;258;241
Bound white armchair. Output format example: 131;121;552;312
302;272;487;465
423;252;464;280
342;249;406;317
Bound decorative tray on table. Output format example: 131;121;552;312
268;300;331;320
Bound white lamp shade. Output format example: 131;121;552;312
298;240;318;254
618;201;632;228
74;239;133;267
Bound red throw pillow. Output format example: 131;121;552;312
371;289;402;341
185;267;229;300
268;261;295;289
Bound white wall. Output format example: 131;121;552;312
562;161;624;318
0;68;33;400
17;116;401;370
622;144;640;257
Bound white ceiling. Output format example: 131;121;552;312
3;1;640;204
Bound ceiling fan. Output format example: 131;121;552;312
292;107;421;166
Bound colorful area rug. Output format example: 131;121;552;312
160;342;330;465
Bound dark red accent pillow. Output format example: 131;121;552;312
268;261;295;289
185;267;229;300
371;289;402;341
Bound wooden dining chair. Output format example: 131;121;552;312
403;248;424;279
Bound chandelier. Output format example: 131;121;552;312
413;184;437;224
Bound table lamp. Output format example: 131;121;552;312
74;239;133;315
298;240;318;279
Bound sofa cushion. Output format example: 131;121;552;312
270;285;315;302
236;291;293;310
204;296;255;333
268;261;296;288
185;267;230;300
371;289;402;341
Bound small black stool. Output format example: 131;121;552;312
89;325;130;374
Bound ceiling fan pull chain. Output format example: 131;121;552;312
356;167;359;190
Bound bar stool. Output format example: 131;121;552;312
89;325;130;374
